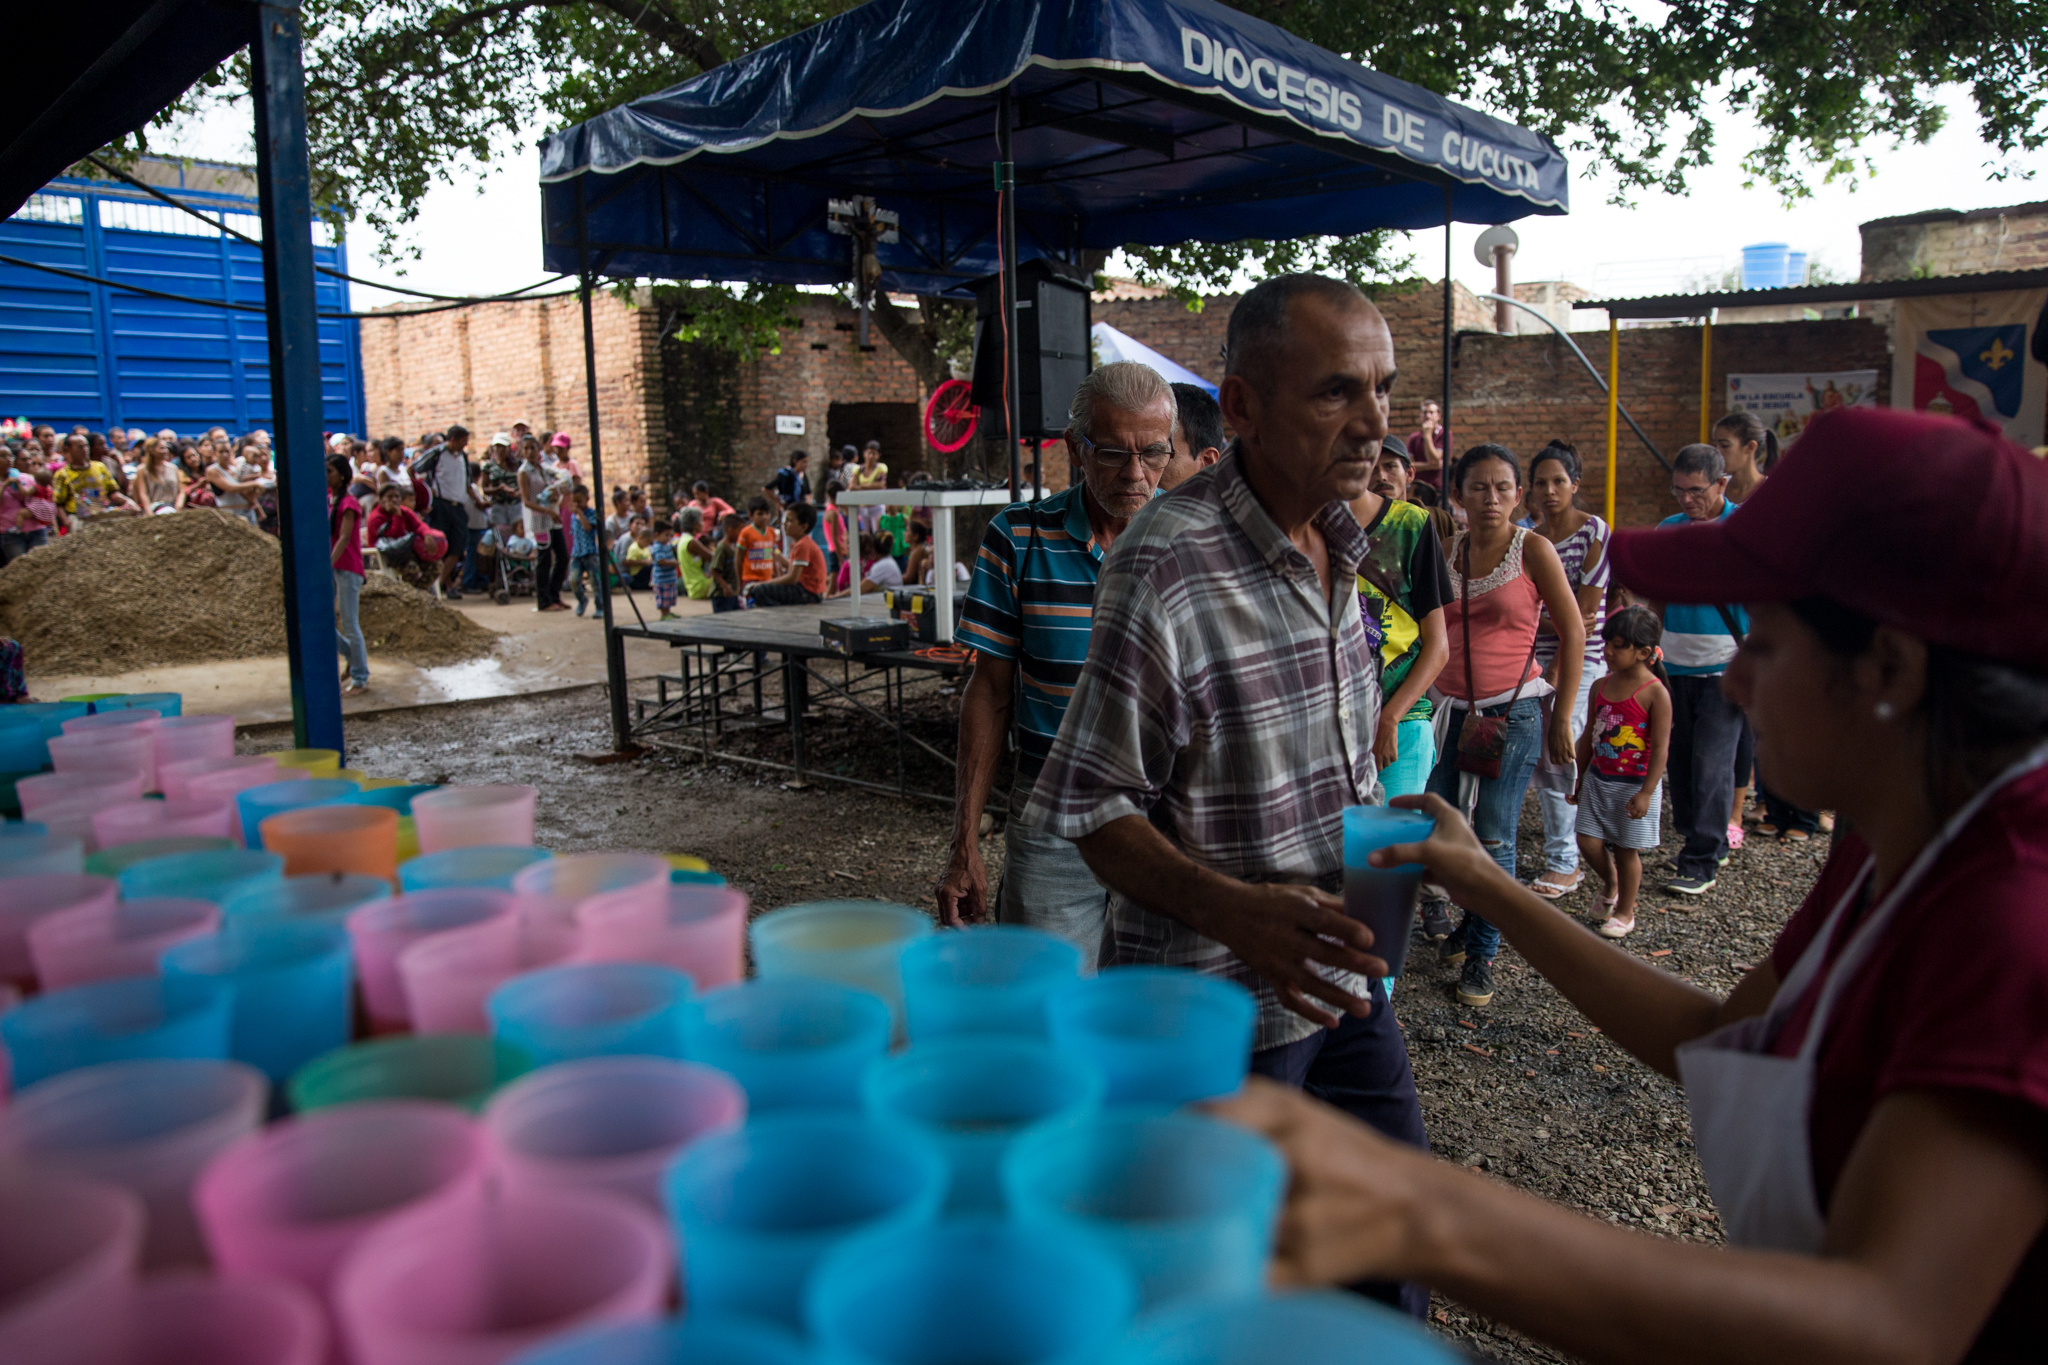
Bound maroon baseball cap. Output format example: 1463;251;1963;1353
1608;406;2048;671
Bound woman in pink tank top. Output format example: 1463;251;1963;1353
1421;443;1585;1008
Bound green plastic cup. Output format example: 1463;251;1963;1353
286;1034;535;1114
84;836;236;879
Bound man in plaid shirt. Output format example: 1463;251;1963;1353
1024;274;1426;1316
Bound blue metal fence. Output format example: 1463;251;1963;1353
0;174;364;436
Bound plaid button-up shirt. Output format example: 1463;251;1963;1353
1022;451;1382;1050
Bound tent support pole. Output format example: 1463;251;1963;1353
997;87;1022;500
251;0;343;758
1698;314;1713;441
580;188;633;753
1440;186;1452;455
1605;317;1620;525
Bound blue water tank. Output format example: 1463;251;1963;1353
1786;251;1809;286
1740;243;1791;290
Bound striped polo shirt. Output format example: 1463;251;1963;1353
957;486;1103;782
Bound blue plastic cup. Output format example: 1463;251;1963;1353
809;1220;1135;1365
1046;967;1256;1106
1103;1290;1462;1365
237;779;360;851
399;845;554;892
221;873;393;928
509;1316;812;1365
487;962;693;1065
338;784;440;815
863;1037;1103;1214
160;920;355;1083
664;1110;947;1327
85;836;234;880
901;926;1083;1041
1342;806;1435;979
749;901;931;1035
0;974;233;1089
0;830;85;880
681;976;891;1112
0;703;88;770
1003;1111;1286;1310
108;692;184;718
116;848;284;905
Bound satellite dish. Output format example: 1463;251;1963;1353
1473;224;1520;268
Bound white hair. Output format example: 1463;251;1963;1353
1066;361;1175;443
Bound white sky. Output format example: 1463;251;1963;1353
166;85;2046;313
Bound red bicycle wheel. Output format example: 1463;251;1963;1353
924;379;980;453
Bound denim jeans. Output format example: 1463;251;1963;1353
461;527;489;591
1424;695;1544;960
566;553;602;614
0;528;48;564
335;569;368;685
1535;673;1595;873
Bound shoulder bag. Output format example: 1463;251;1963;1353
1454;532;1543;779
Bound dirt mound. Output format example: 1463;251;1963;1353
0;510;497;675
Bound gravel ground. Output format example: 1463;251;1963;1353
281;683;1833;1364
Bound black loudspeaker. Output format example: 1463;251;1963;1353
970;260;1092;440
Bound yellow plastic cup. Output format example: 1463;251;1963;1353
332;768;369;785
667;854;711;873
272;749;341;776
259;804;399;882
395;815;421;865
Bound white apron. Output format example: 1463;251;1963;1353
1675;744;2048;1252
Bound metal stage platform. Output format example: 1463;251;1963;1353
610;602;986;806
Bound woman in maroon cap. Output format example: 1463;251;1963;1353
1216;407;2048;1363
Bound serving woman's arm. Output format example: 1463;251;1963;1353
1215;1080;2048;1365
1522;534;1584;764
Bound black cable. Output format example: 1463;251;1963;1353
81;155;571;305
0;251;577;319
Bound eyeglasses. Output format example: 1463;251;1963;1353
1076;436;1173;473
1669;483;1720;502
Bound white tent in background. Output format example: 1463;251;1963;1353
1090;322;1218;396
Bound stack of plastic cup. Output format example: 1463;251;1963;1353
223;873;392;929
27;896;220;989
117;848;285;904
92;796;235;849
110;692;183;718
0;872;117;985
61;709;161;737
400;845;553;892
347;890;518;1031
1104;1291;1462;1365
165;754;279;802
483;1057;744;1210
0;974;234;1089
261;804;398;881
397;915;547;1035
0;711;53;773
0;829;85;879
332;1182;670;1365
664;1111;947;1327
510;1318;812;1365
620;885;748;989
287;1036;533;1115
116;1274;327;1365
271;749;341;776
18;771;145;821
1047;967;1256;1106
411;785;539;853
749;901;932;1036
192;765;309;844
24;800;98;852
49;729;156;792
339;785;439;864
487;963;693;1065
511;853;674;960
194;1101;486;1300
901;926;1083;1041
239;779;361;852
86;836;235;880
161;921;355;1082
0;1170;144;1364
153;714;237;771
1002;1111;1285;1310
0;1059;267;1267
680;977;892;1112
864;1038;1103;1214
806;1221;1135;1365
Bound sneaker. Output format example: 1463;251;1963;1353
1663;873;1717;896
1456;955;1495;1007
1420;898;1455;942
1438;923;1469;968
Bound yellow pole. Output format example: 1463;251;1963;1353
1605;317;1619;525
1699;315;1714;442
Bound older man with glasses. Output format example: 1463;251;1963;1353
938;361;1176;958
1646;443;1747;895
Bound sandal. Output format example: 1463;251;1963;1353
1598;915;1636;939
1785;828;1811;842
1726;824;1745;851
1753;822;1781;838
1528;868;1584;899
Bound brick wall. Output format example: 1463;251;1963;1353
361;289;667;492
1450;318;1891;526
1860;201;2048;281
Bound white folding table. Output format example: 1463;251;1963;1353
834;485;1024;642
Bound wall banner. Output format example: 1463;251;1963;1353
1725;370;1879;447
1890;288;2047;448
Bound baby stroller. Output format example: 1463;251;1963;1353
481;527;537;604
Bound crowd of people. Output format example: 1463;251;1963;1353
929;274;2048;1363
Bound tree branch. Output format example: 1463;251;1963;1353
586;0;724;70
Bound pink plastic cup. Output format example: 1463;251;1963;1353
0;1170;144;1365
61;710;161;737
49;730;156;792
409;786;538;854
346;891;518;1030
333;1183;670;1365
398;915;549;1036
189;765;307;844
18;772;146;822
114;1273;327;1365
642;886;749;990
508;854;671;962
93;798;235;851
0;1059;266;1268
162;755;278;804
152;715;239;771
28;797;103;853
28;896;221;989
482;1057;744;1211
193;1101;486;1298
0;873;119;985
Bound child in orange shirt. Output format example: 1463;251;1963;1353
736;497;779;588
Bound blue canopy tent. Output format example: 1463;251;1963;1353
540;0;1569;747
